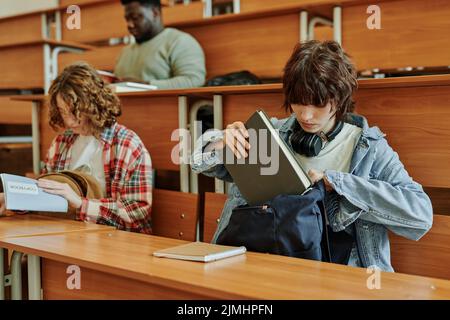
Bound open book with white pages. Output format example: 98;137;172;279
0;173;68;213
109;82;158;93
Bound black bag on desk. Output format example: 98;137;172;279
216;181;354;263
206;70;262;86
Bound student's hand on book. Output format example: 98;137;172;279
222;121;251;159
308;169;333;191
37;179;83;209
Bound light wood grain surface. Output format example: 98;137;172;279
12;75;450;102
0;214;114;239
1;229;450;299
343;0;450;71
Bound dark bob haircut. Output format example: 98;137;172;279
282;40;357;121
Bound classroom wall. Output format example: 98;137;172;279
0;0;58;18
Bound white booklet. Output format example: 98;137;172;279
109;82;158;93
0;173;68;212
153;242;246;262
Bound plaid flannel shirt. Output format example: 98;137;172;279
42;122;153;234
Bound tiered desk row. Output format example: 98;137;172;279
1;0;450;300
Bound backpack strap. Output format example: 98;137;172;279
314;180;332;263
319;198;332;263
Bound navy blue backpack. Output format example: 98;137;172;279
216;181;354;264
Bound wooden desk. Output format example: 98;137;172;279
0;40;92;91
196;75;450;190
1;229;450;299
5;0;446;80
0;214;114;300
11;92;184;172
0;12;43;47
59;0;203;44
12;74;450;196
61;0;450;77
0;214;114;239
55;0;336;45
0;7;60;47
343;0;450;71
56;1;333;78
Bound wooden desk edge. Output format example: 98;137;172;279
0;40;94;51
10;74;450;103
0;237;251;299
2;231;450;299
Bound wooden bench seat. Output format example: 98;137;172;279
390;214;450;280
152;189;199;241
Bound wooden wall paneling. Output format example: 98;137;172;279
423;187;450;216
58;44;125;72
0;45;44;90
314;25;334;41
61;1;127;43
343;0;450;71
118;95;180;171
59;0;111;6
240;0;336;14
0;97;32;124
163;1;204;25
390;214;450;280
355;85;450;188
182;13;300;79
222;92;287;125
0;14;43;46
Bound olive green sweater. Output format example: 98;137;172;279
114;28;206;89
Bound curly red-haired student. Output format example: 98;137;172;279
1;62;153;234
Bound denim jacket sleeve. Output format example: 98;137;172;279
324;138;433;241
190;129;234;182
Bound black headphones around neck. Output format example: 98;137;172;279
290;120;344;157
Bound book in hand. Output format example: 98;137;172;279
109;82;158;93
153;242;246;262
223;109;312;205
0;173;68;213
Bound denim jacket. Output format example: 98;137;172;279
191;113;433;272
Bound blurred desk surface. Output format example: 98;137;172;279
1;229;450;299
